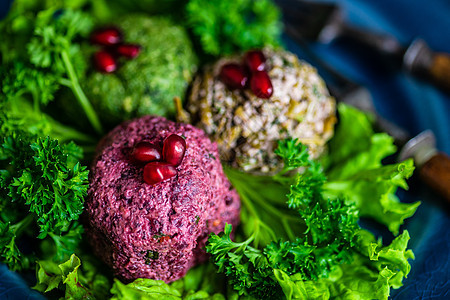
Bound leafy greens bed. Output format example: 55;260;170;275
212;104;417;299
0;1;419;299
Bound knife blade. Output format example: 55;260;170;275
276;0;450;94
292;38;450;202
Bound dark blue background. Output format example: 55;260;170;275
1;0;449;299
305;0;450;154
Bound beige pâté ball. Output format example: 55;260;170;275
181;48;337;174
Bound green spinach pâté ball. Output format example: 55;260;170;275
183;48;337;174
84;15;198;126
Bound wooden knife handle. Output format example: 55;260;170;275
419;152;450;203
429;53;450;92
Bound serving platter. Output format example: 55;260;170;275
0;0;449;299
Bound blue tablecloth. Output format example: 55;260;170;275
0;0;449;299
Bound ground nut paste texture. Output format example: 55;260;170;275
186;48;337;174
85;116;240;283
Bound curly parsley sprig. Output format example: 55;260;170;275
186;0;282;57
1;8;102;135
0;131;89;270
208;139;360;298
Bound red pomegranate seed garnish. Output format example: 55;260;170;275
115;44;141;59
131;141;161;163
90;27;122;46
143;162;177;185
250;70;273;99
219;63;249;90
159;235;171;243
163;134;186;167
93;50;117;73
244;50;266;72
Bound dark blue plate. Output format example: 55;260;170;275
1;0;449;299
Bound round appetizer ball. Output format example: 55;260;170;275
184;48;337;174
84;116;240;282
82;15;198;126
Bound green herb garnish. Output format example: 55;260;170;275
0;131;89;270
206;104;419;299
1;8;102;135
186;0;282;56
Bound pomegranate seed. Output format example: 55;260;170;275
90;27;122;46
244;50;266;72
143;162;176;185
159;235;171;243
219;63;249;90
250;71;273;99
93;50;117;73
115;44;141;59
131;141;161;163
163;134;186;167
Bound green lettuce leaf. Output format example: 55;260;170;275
33;253;110;299
110;279;182;300
273;231;414;300
365;230;415;289
323;104;420;234
273;269;330;300
322;104;396;178
110;263;227;300
34;254;92;298
323;159;419;234
329;230;414;298
110;278;226;300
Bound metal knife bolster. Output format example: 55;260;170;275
403;39;450;92
403;39;434;75
399;130;437;166
399;130;450;203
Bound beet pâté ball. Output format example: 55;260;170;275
84;116;240;282
182;48;337;174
